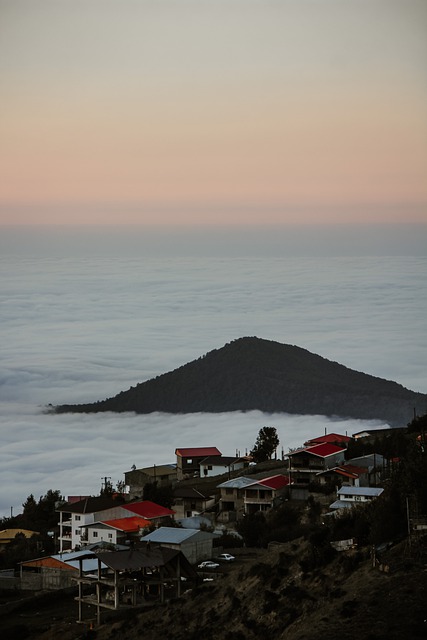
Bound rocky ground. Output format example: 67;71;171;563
2;538;426;640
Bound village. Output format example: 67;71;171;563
3;422;413;629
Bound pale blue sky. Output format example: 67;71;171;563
1;0;426;224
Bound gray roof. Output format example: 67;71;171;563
217;477;255;489
329;500;354;510
346;454;384;468
337;486;384;497
141;526;213;544
127;464;177;476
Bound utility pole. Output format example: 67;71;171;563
101;476;112;492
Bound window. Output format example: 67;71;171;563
93;532;98;538
75;515;81;521
225;488;233;495
186;458;193;465
108;533;113;539
75;529;80;535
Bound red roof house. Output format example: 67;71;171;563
287;444;346;485
304;433;351;447
243;474;291;515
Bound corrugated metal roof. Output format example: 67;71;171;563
124;500;175;519
289;443;346;458
173;487;213;499
305;433;351;445
101;516;151;532
217;477;254;489
248;474;290;490
21;549;107;572
96;547;178;571
21;557;76;570
126;464;176;476
175;447;222;458
57;495;125;514
337;486;384;497
329;500;354;510
142;526;213;545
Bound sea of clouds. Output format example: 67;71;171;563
0;225;426;517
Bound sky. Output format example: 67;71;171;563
1;0;426;226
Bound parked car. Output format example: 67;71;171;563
216;553;235;562
198;561;220;570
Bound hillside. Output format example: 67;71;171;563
3;539;426;640
55;337;427;425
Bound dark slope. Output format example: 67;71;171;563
55;337;427;425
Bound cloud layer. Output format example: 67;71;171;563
0;405;386;518
0;227;426;517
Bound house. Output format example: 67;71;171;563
316;463;369;488
329;486;384;511
243;474;291;514
304;432;352;448
287;443;346;485
19;549;106;591
199;455;250;478
347;453;385;486
175;447;222;480
57;495;127;552
0;528;39;552
217;477;255;523
80;516;152;546
124;464;177;500
57;496;174;552
75;547;198;625
173;487;216;519
141;526;215;564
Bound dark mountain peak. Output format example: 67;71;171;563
55;337;427;426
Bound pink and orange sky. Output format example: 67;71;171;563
1;0;426;225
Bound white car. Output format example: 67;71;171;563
216;553;235;562
198;561;220;570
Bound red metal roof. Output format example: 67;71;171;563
253;474;290;490
290;443;346;458
102;516;151;533
123;500;175;519
304;433;351;446
175;447;222;458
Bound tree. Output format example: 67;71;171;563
250;427;279;463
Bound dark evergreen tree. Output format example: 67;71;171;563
250;427;279;463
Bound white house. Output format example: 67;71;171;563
329;486;384;510
80;515;151;546
199;455;250;478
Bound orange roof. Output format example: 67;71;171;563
103;516;151;532
21;557;76;571
0;528;39;541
